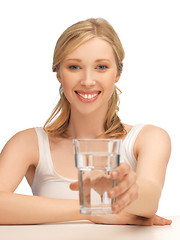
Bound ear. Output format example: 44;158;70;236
56;71;62;84
115;72;121;83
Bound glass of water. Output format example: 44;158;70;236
73;139;121;215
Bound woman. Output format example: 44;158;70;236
0;18;172;225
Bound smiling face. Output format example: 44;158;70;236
57;37;120;115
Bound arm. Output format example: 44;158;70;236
0;129;85;224
109;125;171;218
88;125;172;225
125;125;171;217
0;192;85;224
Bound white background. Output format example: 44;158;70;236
0;0;179;216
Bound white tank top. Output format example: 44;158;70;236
31;124;144;199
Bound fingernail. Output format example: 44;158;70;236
112;171;118;179
108;190;115;198
113;204;119;211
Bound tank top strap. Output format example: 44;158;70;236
33;127;53;177
123;124;145;145
121;124;145;171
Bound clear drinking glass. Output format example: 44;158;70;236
73;139;121;215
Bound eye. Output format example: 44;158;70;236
97;65;108;70
69;65;80;70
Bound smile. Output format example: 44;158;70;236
75;90;101;102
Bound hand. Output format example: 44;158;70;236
70;163;138;212
107;163;138;213
89;211;172;226
70;170;113;205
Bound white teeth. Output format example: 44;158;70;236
77;92;99;99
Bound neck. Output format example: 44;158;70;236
67;107;108;139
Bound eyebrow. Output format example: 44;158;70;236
65;58;82;62
65;58;111;63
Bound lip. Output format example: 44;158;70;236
74;90;101;103
75;90;100;94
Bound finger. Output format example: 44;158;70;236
69;181;79;191
112;184;138;213
111;163;131;180
153;215;172;225
163;218;172;225
129;215;172;226
108;171;136;198
118;213;154;226
132;217;154;226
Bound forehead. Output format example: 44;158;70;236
64;37;116;61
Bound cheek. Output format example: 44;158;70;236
61;70;80;86
62;81;74;102
102;72;116;89
59;74;72;102
60;71;73;89
101;72;117;99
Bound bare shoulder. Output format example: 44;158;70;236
0;129;39;191
1;128;39;166
12;128;37;139
4;128;38;148
138;125;171;143
135;125;171;161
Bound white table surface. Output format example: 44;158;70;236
0;216;179;240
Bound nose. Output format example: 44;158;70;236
80;69;96;87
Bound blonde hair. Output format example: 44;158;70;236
44;18;126;138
